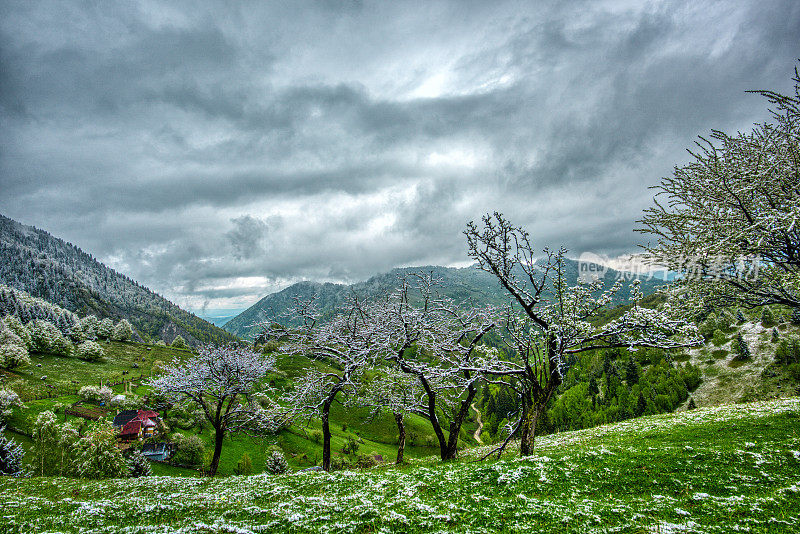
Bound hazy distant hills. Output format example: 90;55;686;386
224;262;668;340
0;214;238;346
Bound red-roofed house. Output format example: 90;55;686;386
113;409;160;441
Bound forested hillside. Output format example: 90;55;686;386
225;263;667;339
0;214;237;346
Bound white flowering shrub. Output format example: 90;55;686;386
96;318;114;340
73;420;129;479
80;315;99;340
78;385;112;405
0;337;30;370
110;394;140;410
29;320;71;355
67;321;87;343
265;449;289;474
126;449;152;478
3;315;32;349
76;340;104;362
0;389;22;422
112;319;133;341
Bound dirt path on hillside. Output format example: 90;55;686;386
471;402;483;444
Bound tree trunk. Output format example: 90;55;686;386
519;395;536;456
521;334;562;456
519;405;536;456
418;374;449;460
394;412;405;464
321;399;333;471
208;425;224;476
443;380;478;460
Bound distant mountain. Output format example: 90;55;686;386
191;309;247;327
224;262;668;340
0;214;238;346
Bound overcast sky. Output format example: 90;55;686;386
1;1;798;313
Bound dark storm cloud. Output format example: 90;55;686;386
1;0;798;309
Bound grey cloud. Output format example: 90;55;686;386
0;0;798;309
226;215;281;260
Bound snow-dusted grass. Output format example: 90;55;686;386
2;397;799;533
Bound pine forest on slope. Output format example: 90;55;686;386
0;214;237;346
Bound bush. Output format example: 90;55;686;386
761;307;776;327
110;394;141;410
776;335;800;365
0;340;30;370
712;329;727;347
0;425;24;476
234;452;253;475
718;310;735;330
698;314;718;340
171;434;205;467
67;321;86;343
329;455;348;471
3;315;32;349
112;319;134;342
0;389;22;422
29;320;71;355
356;453;377;469
341;436;360;455
80;315;99;339
265;449;289;474
792;309;800;325
736;309;746;324
126;450;152;477
78;385;112;405
96;318;114;340
73;420;129;479
732;333;751;361
77;340;104;362
310;430;322;443
772;328;780;343
171;335;187;349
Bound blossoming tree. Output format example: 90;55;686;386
638;66;800;311
465;213;703;457
148;344;275;476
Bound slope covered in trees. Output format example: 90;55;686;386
0;214;237;346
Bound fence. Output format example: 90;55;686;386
14;374;148;402
64;403;110;421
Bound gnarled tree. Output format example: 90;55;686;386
638;66;800;311
465;213;703;457
359;367;427;464
267;296;376;471
374;273;496;461
148;344;274;476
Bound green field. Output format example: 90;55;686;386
2;342;472;476
1;398;798;533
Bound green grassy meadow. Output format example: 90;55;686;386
2;397;798;533
1;342;468;477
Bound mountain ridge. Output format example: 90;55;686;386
0;213;237;346
224;262;668;339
